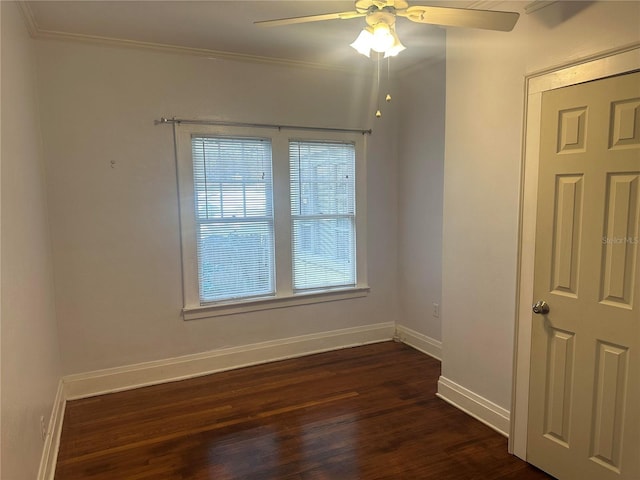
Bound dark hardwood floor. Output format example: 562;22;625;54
55;342;553;479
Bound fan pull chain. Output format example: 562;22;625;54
386;56;392;103
375;53;382;118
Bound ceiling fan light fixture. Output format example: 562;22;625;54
384;28;407;58
383;27;406;57
370;22;395;53
350;27;373;57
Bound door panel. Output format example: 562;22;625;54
600;173;638;307
591;341;628;473
543;328;575;446
551;174;583;296
528;72;640;480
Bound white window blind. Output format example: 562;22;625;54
290;141;356;291
191;136;274;303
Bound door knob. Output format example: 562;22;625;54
532;300;550;315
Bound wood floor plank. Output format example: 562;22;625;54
55;342;553;479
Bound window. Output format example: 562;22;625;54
175;125;368;319
290;141;356;291
191;136;274;302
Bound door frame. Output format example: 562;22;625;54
510;43;640;460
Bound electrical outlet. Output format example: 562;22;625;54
432;303;440;318
40;415;47;441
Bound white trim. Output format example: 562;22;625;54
63;323;395;400
510;44;640;460
174;124;369;319
184;287;370;320
528;44;640;95
395;325;442;360
437;376;510;437
16;4;357;75
37;380;66;480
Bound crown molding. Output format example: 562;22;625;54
14;1;442;76
34;29;361;74
16;1;38;36
14;1;361;75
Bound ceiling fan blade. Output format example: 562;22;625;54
255;11;365;27
400;5;519;32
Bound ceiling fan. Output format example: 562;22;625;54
255;1;520;57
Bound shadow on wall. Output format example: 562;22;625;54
531;1;595;28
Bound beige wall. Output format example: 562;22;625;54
396;46;446;342
35;40;399;375
1;2;62;479
5;2;639;476
442;1;640;410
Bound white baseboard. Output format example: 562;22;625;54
64;322;395;400
395;325;442;360
37;380;66;480
436;376;510;437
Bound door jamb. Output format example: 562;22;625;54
510;43;640;459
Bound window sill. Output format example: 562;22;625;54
182;286;370;320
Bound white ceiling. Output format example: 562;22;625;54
22;1;493;71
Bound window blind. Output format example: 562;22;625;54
191;136;274;303
290;140;356;291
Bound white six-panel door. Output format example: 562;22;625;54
527;71;640;479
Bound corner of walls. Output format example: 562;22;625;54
395;44;446;345
1;2;63;478
395;325;442;361
37;381;65;480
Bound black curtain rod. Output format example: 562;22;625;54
154;117;372;135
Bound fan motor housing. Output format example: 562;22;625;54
366;10;396;27
355;0;409;14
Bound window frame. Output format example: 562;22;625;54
289;140;358;292
191;135;276;303
175;124;369;320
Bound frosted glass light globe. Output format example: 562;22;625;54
371;23;394;53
